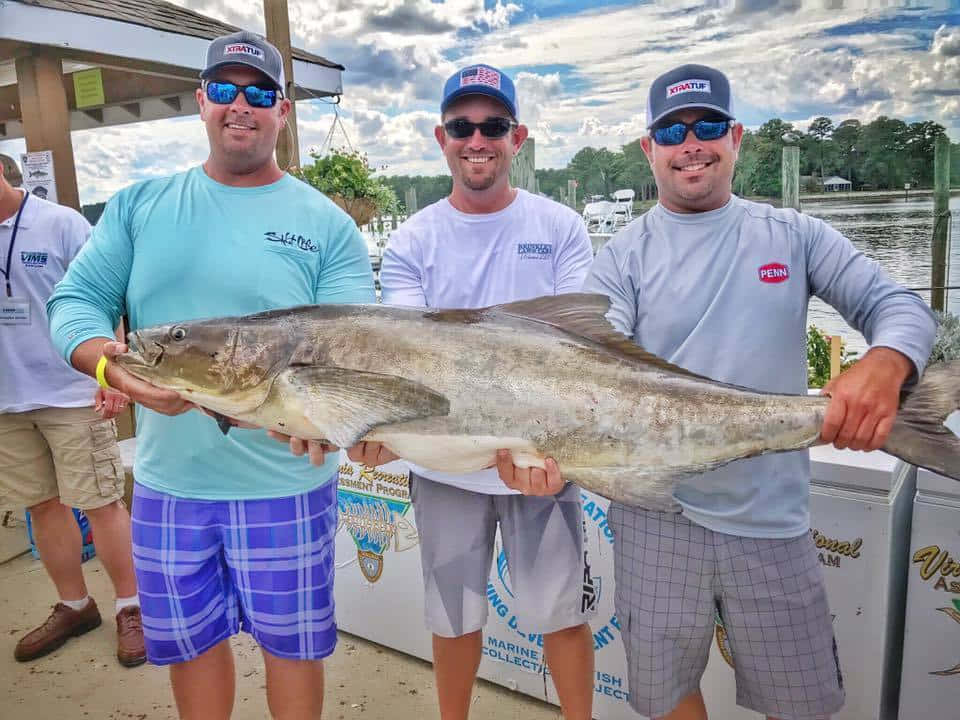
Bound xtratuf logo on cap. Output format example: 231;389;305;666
666;79;711;97
224;43;265;61
461;66;501;90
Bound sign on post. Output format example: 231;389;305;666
20;151;57;203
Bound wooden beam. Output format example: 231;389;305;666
162;96;181;112
0;84;22;123
0;67;196;123
265;0;300;171
15;51;80;210
81;108;104;124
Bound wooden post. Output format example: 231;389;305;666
404;187;418;215
509;136;536;193
264;0;300;171
15;52;80;210
567;179;577;210
781;145;800;211
932;135;951;312
830;336;842;379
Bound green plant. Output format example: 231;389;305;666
294;148;398;215
930;310;960;364
807;325;859;388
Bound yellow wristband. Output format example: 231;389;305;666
95;355;111;389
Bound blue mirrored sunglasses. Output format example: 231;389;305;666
204;81;280;108
652;119;732;146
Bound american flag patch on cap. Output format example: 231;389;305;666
461;66;501;90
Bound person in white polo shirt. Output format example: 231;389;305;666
0;153;145;667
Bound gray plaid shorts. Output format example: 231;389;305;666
410;474;595;638
610;506;844;719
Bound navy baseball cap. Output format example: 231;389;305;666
201;31;285;91
646;64;733;128
441;64;517;119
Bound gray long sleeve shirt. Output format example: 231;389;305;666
583;196;936;538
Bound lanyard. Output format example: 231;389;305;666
2;190;29;298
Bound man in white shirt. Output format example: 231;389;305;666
351;64;596;720
0;154;145;667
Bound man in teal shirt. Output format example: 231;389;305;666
48;31;374;719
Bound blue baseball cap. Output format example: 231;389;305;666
646;64;734;128
441;64;518;119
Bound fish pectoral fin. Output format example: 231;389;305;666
278;366;450;449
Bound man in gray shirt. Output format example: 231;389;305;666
583;64;936;720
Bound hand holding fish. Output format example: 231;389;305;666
819;347;913;451
496;450;565;496
101;341;194;416
93;386;131;420
267;431;340;465
347;441;400;468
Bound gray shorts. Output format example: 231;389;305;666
410;474;595;638
611;506;844;720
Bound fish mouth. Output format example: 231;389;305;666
117;331;164;369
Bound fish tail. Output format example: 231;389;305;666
883;360;960;481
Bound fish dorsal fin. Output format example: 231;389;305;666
426;293;713;382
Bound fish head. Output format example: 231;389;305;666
117;315;296;410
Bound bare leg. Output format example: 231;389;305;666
658;689;708;720
169;639;235;720
262;650;325;719
432;630;483;720
83;500;137;598
543;623;594;719
28;497;87;601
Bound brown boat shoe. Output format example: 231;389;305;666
14;599;102;662
116;606;147;667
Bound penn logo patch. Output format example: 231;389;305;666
224;43;265;61
666;79;711;98
758;262;790;283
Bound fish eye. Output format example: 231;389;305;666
171;327;187;341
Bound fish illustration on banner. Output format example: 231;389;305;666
336;456;418;583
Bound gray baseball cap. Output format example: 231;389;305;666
200;31;285;91
0;153;21;187
646;64;734;128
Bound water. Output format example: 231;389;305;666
803;196;959;356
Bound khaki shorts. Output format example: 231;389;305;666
0;406;125;511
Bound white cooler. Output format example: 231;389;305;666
898;468;960;718
333;449;914;719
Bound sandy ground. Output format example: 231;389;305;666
0;545;563;720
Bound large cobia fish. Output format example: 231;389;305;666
117;294;960;508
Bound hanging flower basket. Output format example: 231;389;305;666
329;194;378;227
293;148;397;228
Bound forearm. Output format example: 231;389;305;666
70;336;117;377
861;346;914;385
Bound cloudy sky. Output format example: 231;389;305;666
2;0;958;204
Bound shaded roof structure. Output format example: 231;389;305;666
0;0;344;207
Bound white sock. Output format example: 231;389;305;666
115;595;140;614
61;596;91;611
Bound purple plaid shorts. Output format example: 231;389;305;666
131;478;338;665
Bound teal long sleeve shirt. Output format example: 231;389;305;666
48;167;376;499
